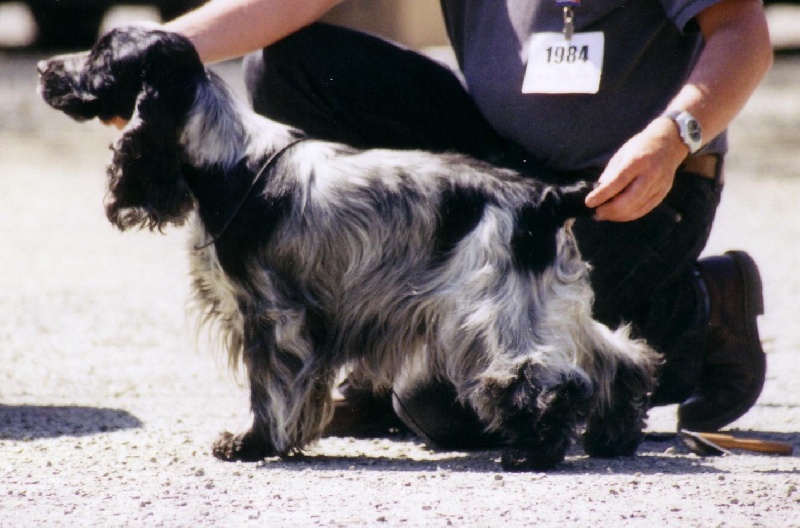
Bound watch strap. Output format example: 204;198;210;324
665;110;703;155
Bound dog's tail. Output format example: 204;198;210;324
539;181;596;223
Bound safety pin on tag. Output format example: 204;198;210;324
562;7;575;41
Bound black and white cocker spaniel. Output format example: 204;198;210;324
38;27;660;470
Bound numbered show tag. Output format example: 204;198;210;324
522;32;604;94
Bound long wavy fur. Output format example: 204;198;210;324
39;26;661;471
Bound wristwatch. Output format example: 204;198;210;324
665;110;703;154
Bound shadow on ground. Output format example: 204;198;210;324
249;429;799;476
0;404;142;440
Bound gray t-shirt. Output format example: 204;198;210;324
440;0;725;172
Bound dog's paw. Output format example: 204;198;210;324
501;447;565;472
212;431;276;462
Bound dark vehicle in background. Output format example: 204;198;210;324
20;0;204;49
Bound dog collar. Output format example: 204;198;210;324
194;138;307;250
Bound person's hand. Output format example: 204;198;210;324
585;117;688;222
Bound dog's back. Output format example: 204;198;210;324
210;145;594;382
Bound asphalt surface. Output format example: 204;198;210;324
1;9;800;528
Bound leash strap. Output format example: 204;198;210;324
195;138;307;250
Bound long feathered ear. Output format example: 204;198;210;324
105;84;195;231
103;30;205;232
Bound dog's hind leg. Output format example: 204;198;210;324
582;358;652;458
580;323;661;458
213;307;336;462
473;361;594;471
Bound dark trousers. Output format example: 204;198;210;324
242;24;723;445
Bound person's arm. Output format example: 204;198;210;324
164;0;343;64
585;0;773;222
98;0;341;128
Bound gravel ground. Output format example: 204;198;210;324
2;17;800;528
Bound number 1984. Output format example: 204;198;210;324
545;45;589;64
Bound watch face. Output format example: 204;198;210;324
687;119;701;142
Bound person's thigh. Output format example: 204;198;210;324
243;23;511;161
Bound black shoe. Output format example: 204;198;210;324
322;380;408;438
391;381;504;450
677;251;766;431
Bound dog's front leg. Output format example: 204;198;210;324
212;322;285;462
213;309;335;462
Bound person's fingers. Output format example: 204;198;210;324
585;163;637;209
593;175;671;222
618;192;663;222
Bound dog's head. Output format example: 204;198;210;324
38;26;205;231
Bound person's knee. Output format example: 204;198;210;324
242;26;320;117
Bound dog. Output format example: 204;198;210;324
38;26;660;471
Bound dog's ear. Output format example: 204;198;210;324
48;85;101;122
104;30;205;231
104;83;194;232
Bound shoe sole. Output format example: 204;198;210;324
679;250;766;431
